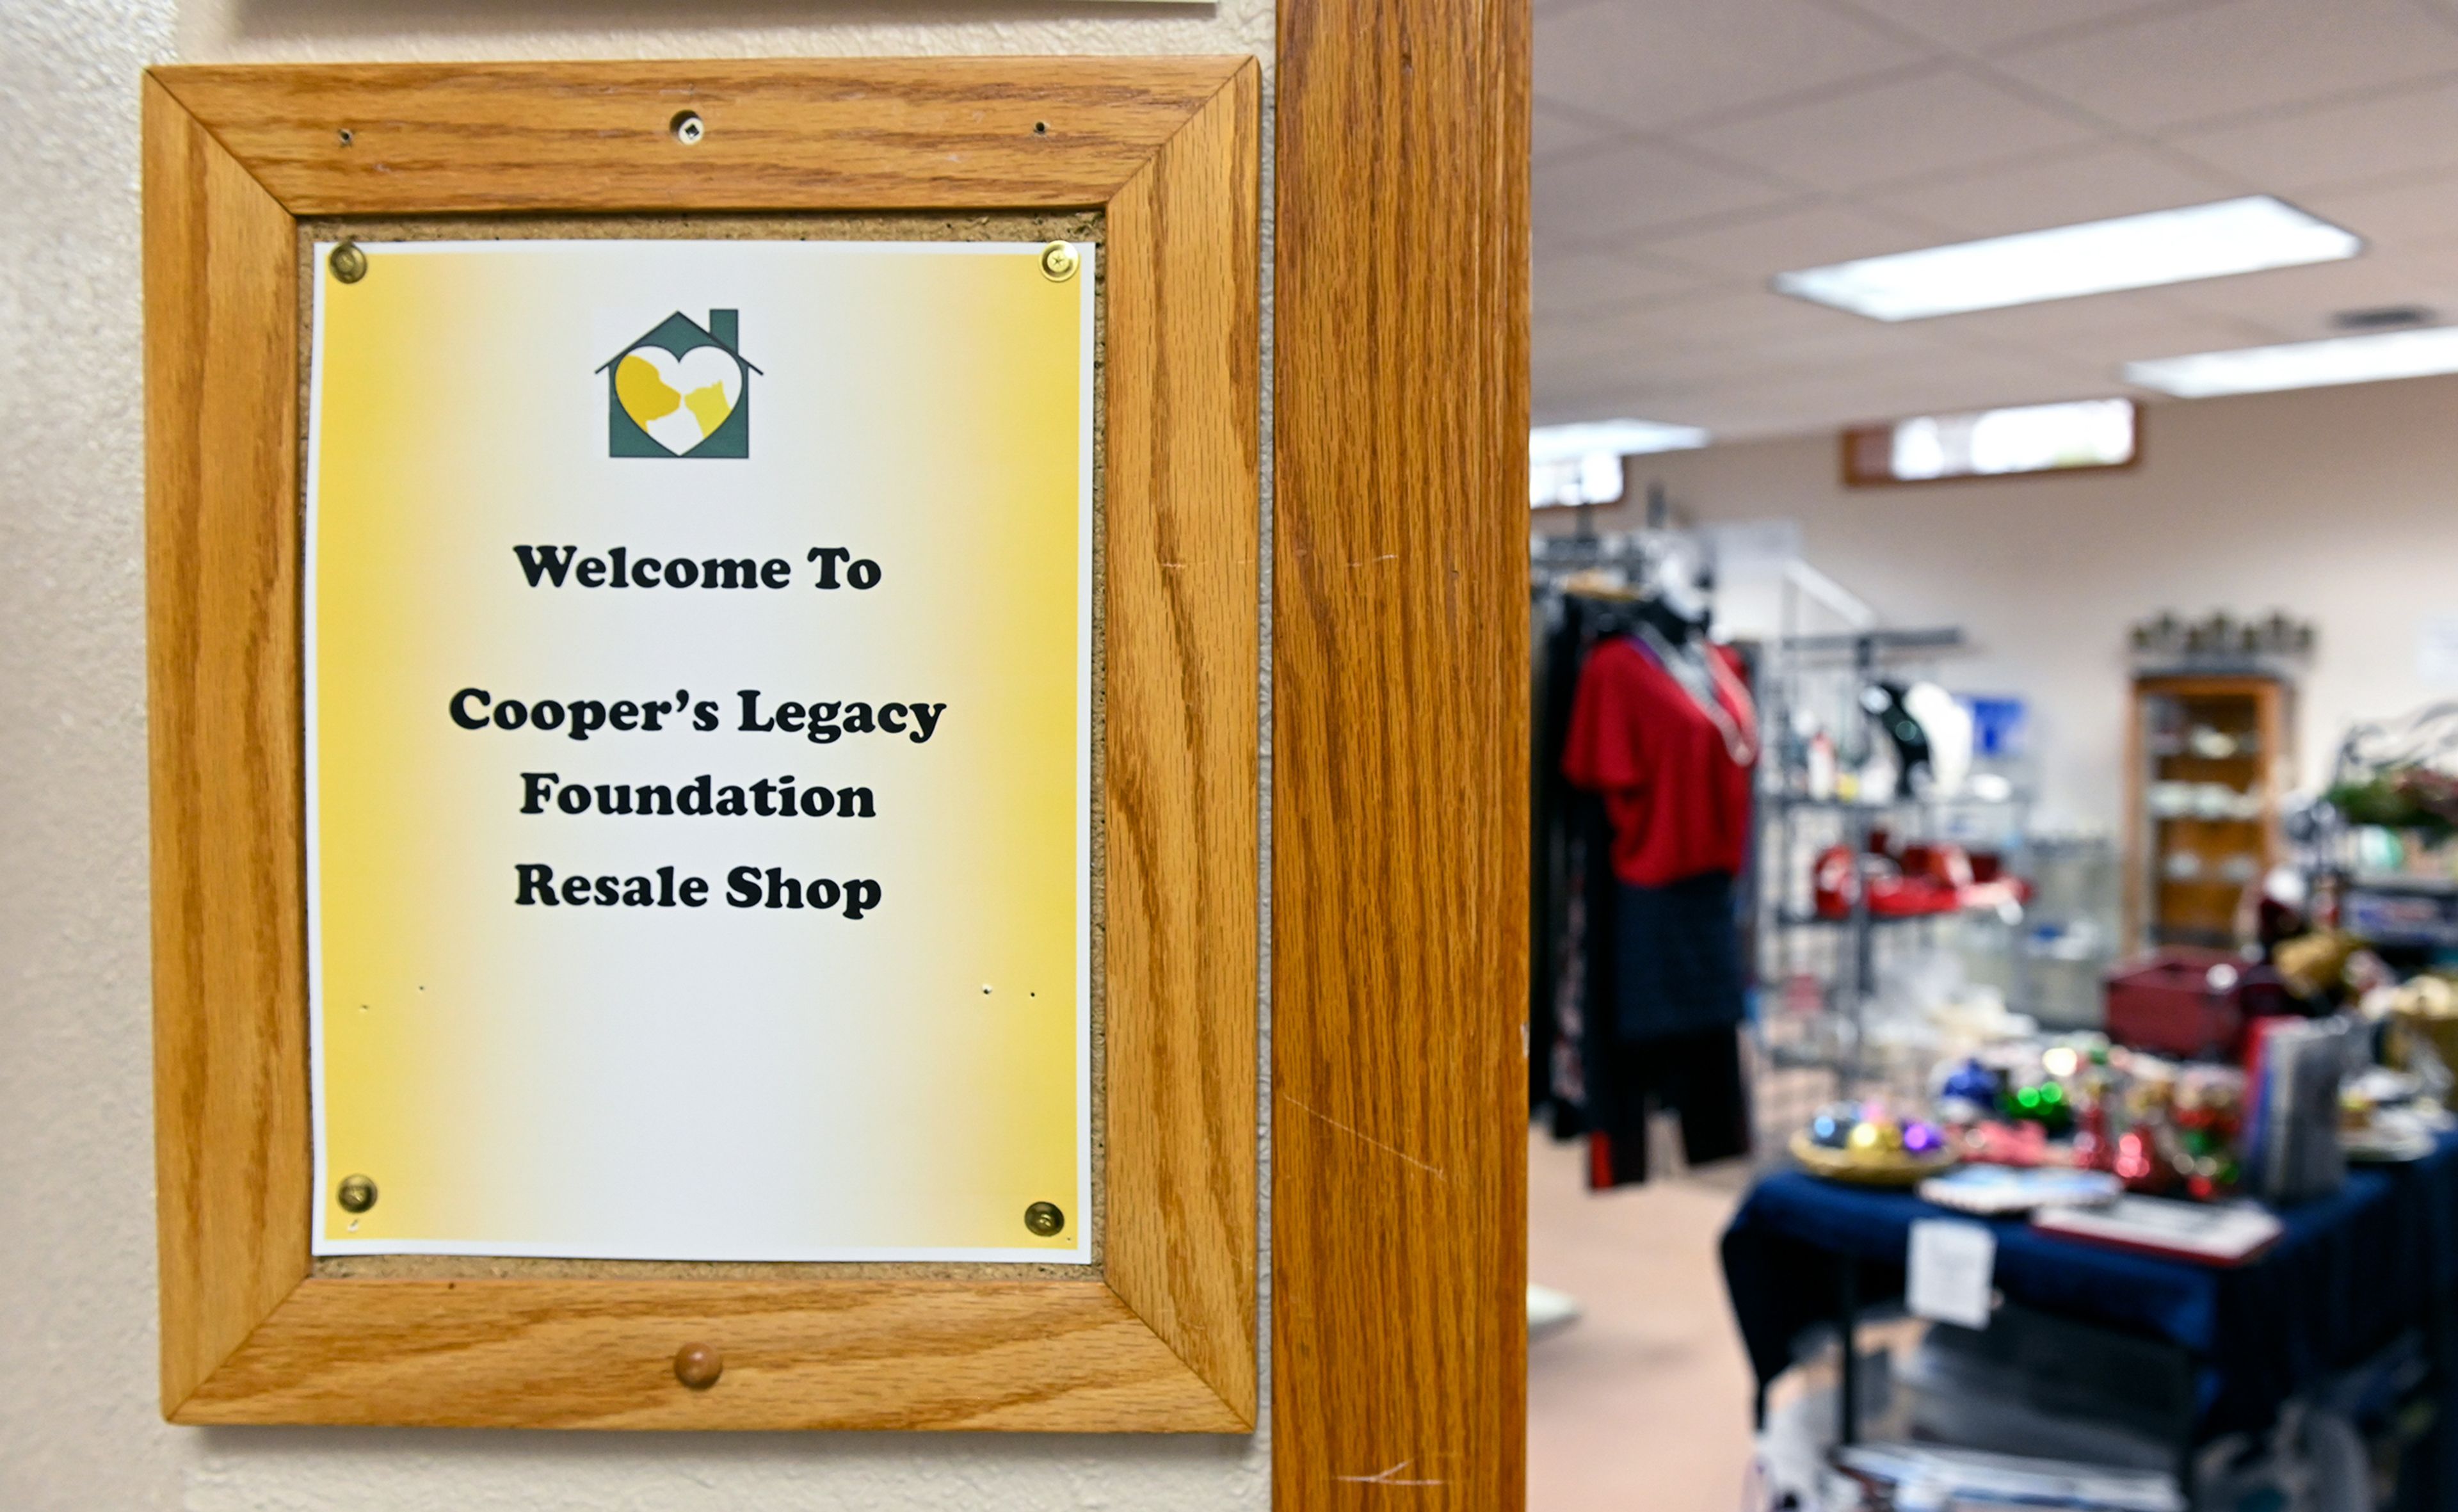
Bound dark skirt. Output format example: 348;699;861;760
1611;869;1745;1041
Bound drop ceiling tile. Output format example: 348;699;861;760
1752;323;1984;378
1534;140;1800;241
1536;392;1725;433
2160;250;2458;339
1609;285;1888;348
1534;316;1659;378
1660;389;1862;437
1834;0;2198;54
1846;367;2109;421
1694;346;2115;431
1534;248;1707;317
1931;288;2271;363
1536;0;1928;134
2168;78;2458;192
1530;376;1643;424
1641;201;1942;282
2037;316;2272;366
1537;320;1822;401
1643;375;1905;435
1993;0;2458;133
1681;67;2100;191
1550;312;1977;412
2294;168;2458;255
1532;382;1649;428
1533;296;2044;425
1537;329;1730;396
1860;143;2243;237
1552;330;1905;398
1534;364;1726;425
1535;101;1625;163
1861;340;2092;392
1532;298;1762;379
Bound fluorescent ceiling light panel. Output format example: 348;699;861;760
1530;419;1710;462
1774;197;2361;322
2125;326;2458;397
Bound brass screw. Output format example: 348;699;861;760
673;1341;723;1390
1024;1201;1066;1237
330;241;367;284
1038;241;1080;282
336;1173;378;1213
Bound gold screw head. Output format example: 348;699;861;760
329;242;367;284
1024;1200;1066;1237
336;1173;378;1213
1038;241;1080;282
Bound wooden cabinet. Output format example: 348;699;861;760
2125;675;2292;951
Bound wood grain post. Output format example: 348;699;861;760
1273;0;1532;1505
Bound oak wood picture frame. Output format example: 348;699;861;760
145;58;1260;1433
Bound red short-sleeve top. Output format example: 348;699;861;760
1561;636;1758;886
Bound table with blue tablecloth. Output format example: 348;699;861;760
1721;1130;2458;1490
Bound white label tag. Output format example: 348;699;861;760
1906;1219;1996;1330
2421;615;2458;688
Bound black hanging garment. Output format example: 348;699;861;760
1557;613;1758;1189
1530;593;1605;1138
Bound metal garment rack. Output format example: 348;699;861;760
1749;627;2034;1111
1530;526;1680;588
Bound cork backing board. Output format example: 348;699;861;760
298;213;1109;1285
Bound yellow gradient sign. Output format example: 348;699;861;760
305;239;1092;1262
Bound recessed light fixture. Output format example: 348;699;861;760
2125;326;2458;398
1773;197;2361;322
1530;419;1710;508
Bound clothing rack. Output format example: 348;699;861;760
1530;527;1679;588
1530;529;1751;1187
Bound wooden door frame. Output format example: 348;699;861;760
1273;0;1532;1505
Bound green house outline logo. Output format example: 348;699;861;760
597;309;761;458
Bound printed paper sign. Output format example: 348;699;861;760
306;239;1093;1262
1906;1218;1996;1330
2419;615;2458;688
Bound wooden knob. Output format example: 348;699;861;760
673;1342;723;1390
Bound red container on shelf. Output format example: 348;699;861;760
2104;953;2290;1060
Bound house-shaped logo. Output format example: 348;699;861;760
598;309;760;458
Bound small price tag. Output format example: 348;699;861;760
1906;1219;1996;1330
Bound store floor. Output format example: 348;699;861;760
1528;1130;1757;1511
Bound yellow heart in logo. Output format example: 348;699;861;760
615;346;742;455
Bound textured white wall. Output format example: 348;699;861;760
0;3;1273;1509
1542;376;2458;837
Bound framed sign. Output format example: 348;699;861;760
306;236;1095;1266
146;60;1257;1431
